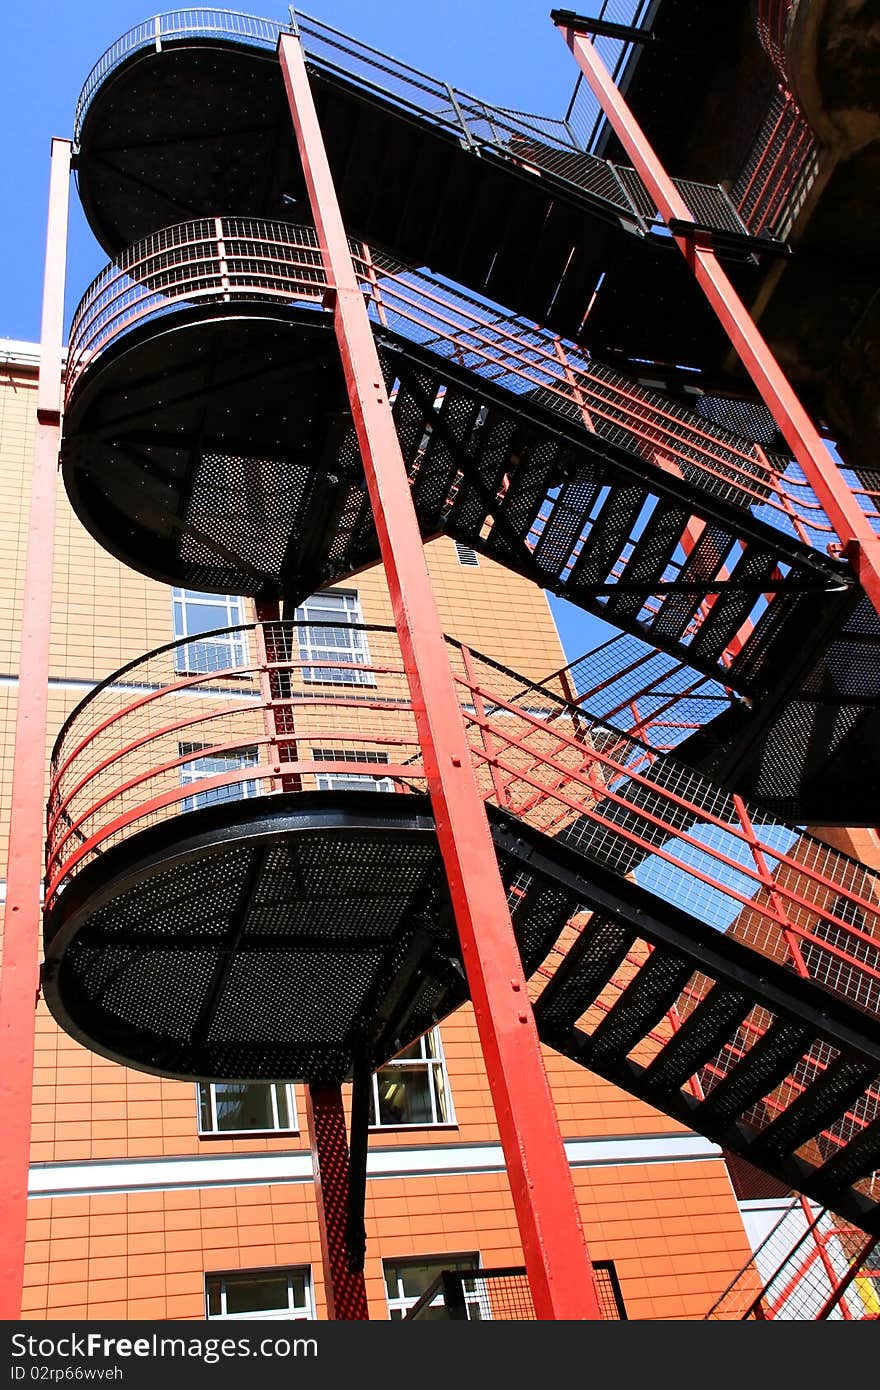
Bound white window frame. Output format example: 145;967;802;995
179;743;261;811
383;1255;482;1319
369;1026;455;1130
312;747;395;794
205;1267;313;1320
172;588;249;674
293;590;375;686
454;541;479;567
196;1081;298;1137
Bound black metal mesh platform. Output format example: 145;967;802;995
72;31;749;368
43;795;454;1081
41;793;564;1084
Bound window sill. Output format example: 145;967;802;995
368;1123;458;1134
197;1129;301;1140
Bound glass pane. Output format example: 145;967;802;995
224;1274;290;1315
274;1085;292;1130
213;1083;275;1131
432;1065;449;1123
197;1084;213;1133
184;603;231;635
396;1260;449;1300
205;1276;222;1316
376;1067;433;1125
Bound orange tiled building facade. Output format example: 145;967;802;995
1;339;762;1321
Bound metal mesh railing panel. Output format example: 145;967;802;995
405;1262;626;1319
707;1197;880;1319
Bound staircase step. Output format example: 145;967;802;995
535;913;637;1039
641;984;753;1094
508;879;575;976
686;547;782;666
603;500;692;623
531;472;603;582
585;948;694;1064
812;1113;880;1199
565;483;648;592
744;1054;879;1165
694;1018;814;1132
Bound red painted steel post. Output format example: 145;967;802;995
555;18;880;615
306;1085;370;1320
277;30;602;1319
0;137;71;1319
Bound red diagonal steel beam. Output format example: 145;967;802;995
278;29;601;1320
555;19;880;615
0;137;71;1319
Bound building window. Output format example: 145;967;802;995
384;1256;480;1320
205;1267;313;1320
312;748;394;794
454;541;479;567
369;1027;453;1128
293;591;374;685
172;588;249;674
197;1082;297;1136
179;743;260;811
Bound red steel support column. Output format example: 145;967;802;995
0;137;71;1318
306;1085;370;1321
555;18;880;615
278;31;601;1319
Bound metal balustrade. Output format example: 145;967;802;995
757;0;794;85
707;1195;879;1319
46;621;880;1007
64;217;880;555
72;7;745;241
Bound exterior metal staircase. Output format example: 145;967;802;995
43;6;880;1267
73;10;768;369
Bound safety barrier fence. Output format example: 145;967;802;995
403;1261;627;1319
707;1194;879;1319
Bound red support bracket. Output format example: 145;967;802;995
0;137;71;1319
278;30;601;1319
554;18;880;617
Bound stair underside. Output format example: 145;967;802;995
42;791;880;1235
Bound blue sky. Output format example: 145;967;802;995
0;0;623;658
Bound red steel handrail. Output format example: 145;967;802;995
45;622;880;1183
757;0;793;85
64;218;880;562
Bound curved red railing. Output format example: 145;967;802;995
46;621;880;996
45;620;880;1195
737;1;819;237
64;218;880;559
